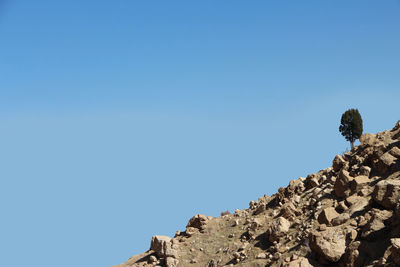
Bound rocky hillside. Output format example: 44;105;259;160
113;121;400;267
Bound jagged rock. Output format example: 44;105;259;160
267;217;290;242
379;152;397;170
318;207;340;226
333;155;346;172
376;147;400;173
372;177;400;209
306;174;320;188
334;169;354;198
187;214;208;230
309;227;346;262
350;175;370;192
345;195;364;207
361;209;393;240
280;201;298;221
347;196;369;216
253;203;266;215
288;179;305;194
360;133;380;146
150;236;173;258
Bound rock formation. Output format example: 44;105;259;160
113;121;400;267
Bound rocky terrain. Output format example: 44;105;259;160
113;121;400;267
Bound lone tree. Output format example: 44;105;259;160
339;108;363;150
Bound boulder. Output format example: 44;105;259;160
377;147;400;173
150;236;173;258
334;170;354;198
379;152;397;168
309;227;346;262
361;209;393;240
339;241;364;267
306;174;320;188
280;202;298;221
267;217;290;242
360;133;385;147
350;176;370;192
346;197;369;216
186;214;208;230
286;179;305;199
345;195;364;207
372;178;400;209
318;207;340;226
333;155;346;172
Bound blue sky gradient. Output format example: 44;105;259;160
1;1;400;266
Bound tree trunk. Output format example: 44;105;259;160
350;141;354;150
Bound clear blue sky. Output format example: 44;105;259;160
1;1;400;266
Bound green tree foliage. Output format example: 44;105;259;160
339;109;363;150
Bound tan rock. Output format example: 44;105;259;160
350;176;370;191
150;236;172;258
309;227;346;262
361;209;393;239
318;207;340;226
334;170;354;198
333;155;346;172
347;197;369;216
306;174;320;188
345;195;364;206
360;133;381;147
186;214;208;230
380;152;397;168
288;179;305;194
268;217;290;242
280;201;298;221
372;178;400;209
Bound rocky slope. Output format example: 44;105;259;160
113;121;400;267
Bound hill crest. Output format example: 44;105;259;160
113;120;400;267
